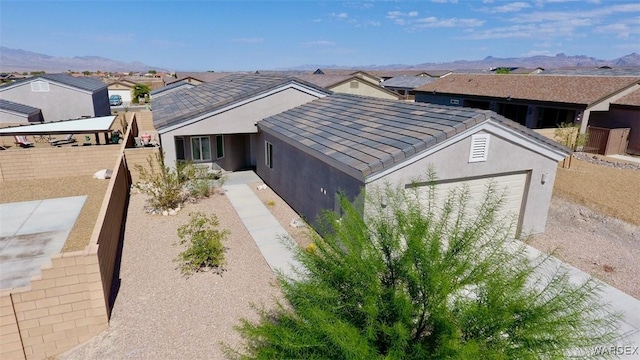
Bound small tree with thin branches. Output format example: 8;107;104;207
229;175;621;359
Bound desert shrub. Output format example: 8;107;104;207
554;122;588;151
175;211;229;276
229;178;620;359
134;152;191;211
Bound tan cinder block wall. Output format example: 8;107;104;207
0;138;133;359
0;251;108;360
533;128;557;141
0;146;121;182
131;111;155;132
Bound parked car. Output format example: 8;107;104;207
109;95;123;106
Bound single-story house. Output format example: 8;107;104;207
153;74;332;170
0;74;110;121
0;99;44;126
414;74;640;153
256;93;569;236
107;80;137;104
380;75;438;101
149;80;196;100
152;74;569;236
166;72;234;86
295;74;399;100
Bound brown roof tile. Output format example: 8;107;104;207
613;88;640;107
416;74;640;106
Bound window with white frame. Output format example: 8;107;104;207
191;136;211;161
265;141;273;169
31;81;50;92
216;135;224;159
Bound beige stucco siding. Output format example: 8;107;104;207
365;129;560;235
330;80;398;100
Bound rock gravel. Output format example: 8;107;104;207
61;190;281;360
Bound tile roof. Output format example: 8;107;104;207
259;93;568;180
153;73;331;130
0;99;41;115
381;76;437;89
0;73;107;92
171;72;235;83
612;88;640;107
542;68;640;77
150;80;195;96
293;74;355;88
415;74;640;106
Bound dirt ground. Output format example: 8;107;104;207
553;157;640;226
0;176;109;252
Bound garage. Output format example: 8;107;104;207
412;172;529;237
258;93;569;236
107;80;135;104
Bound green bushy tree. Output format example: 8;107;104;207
230;178;620;359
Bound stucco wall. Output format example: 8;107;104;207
366;129;560;235
0;110;29;125
256;130;363;227
589;107;640;155
0;81;100;121
330;81;398;100
159;88;321;169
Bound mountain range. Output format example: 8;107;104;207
1;46;639;73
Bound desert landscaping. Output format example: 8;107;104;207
0;152;616;358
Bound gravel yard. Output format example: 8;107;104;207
62;190;281;360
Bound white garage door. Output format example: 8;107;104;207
108;90;132;104
412;172;528;237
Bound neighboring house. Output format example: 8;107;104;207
374;70;452;81
257;93;568;236
153;74;332;170
0;73;110;121
107;80;136;104
380;75;437;100
588;88;640;155
167;72;234;86
149;80;196;100
0;99;44;126
295;74;399;100
414;74;640;152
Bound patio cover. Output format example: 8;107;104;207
0;115;117;136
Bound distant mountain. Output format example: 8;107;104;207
2;47;639;73
288;53;640;71
0;47;164;73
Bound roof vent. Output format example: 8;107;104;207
469;134;490;163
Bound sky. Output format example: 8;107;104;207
1;0;639;71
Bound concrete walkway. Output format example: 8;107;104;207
223;171;302;278
608;154;640;165
223;170;639;356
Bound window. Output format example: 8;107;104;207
191;136;211;161
350;81;359;89
216;135;224;159
175;137;186;161
469;134;490;163
31;81;50;92
265;141;273;169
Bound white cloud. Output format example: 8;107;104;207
431;0;459;3
331;12;348;18
149;39;190;47
231;38;264;44
521;50;554;56
300;40;336;47
414;17;485;28
492;2;532;13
